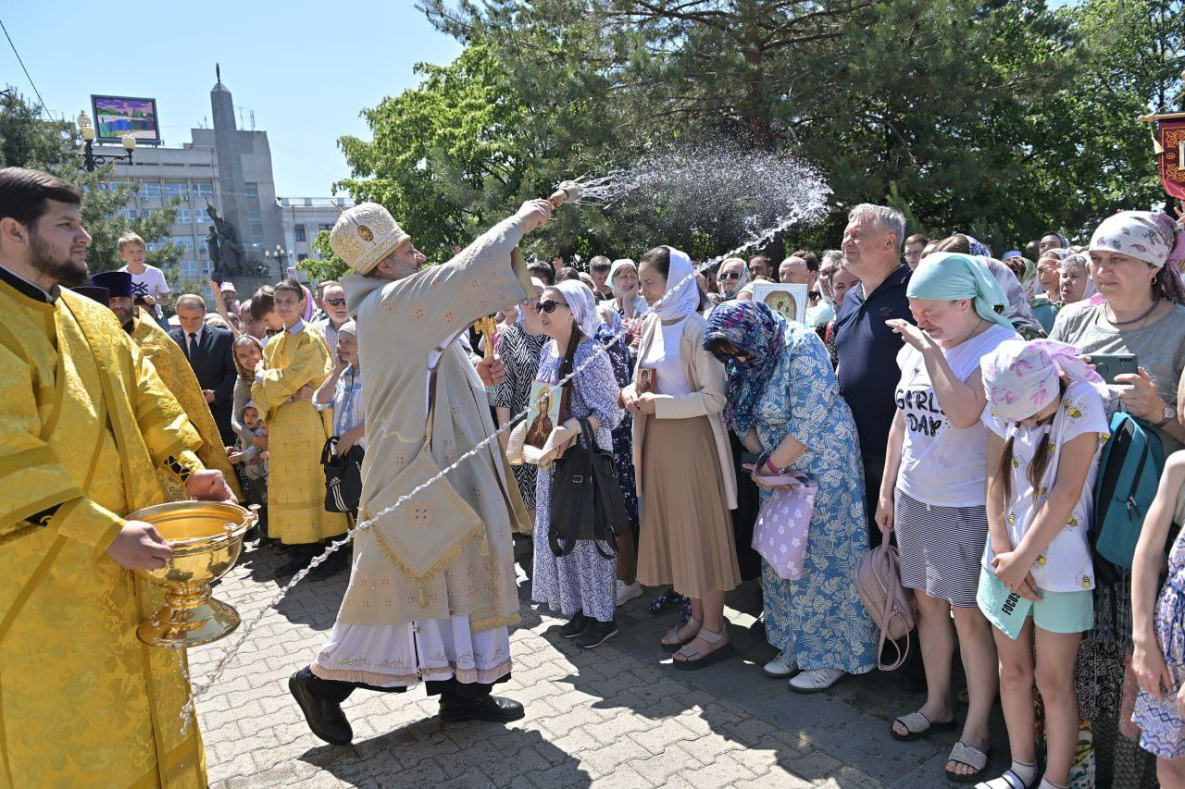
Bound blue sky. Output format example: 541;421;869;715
1;2;462;196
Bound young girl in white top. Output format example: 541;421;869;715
977;340;1109;789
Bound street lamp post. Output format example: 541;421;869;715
264;245;289;279
78;111;136;172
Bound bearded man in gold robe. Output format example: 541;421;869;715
288;198;552;745
88;269;242;503
0;168;235;786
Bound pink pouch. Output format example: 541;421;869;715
751;473;817;580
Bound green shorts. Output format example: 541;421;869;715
1028;589;1094;634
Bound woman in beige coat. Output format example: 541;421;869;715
622;246;741;669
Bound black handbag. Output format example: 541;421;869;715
322;437;364;514
548;418;628;559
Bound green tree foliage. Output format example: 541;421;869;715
296;230;351;282
0;89;179;274
336;1;1183;261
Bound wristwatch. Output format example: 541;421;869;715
1153;404;1176;429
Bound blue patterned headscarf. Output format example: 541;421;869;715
703;300;788;433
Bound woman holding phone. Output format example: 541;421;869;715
1048;210;1185;787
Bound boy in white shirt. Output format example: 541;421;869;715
117;232;171;318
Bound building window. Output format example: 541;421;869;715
193;210;211;225
141;208;156;218
248;210;262;224
192;182;214;200
165;182;188;201
319;223;333;233
179;260;215;279
294;225;307;242
297;253;309;262
138;182;162;199
245;184;259;199
177;209;191;224
172;236;195;254
252;235;264;245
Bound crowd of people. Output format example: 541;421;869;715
7;159;1185;789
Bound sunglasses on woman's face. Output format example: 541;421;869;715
535;300;570;314
710;344;754;366
719;272;742;281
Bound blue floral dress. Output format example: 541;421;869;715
595;322;639;528
532;339;624;623
751;324;878;673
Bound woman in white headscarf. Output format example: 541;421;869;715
716;256;750;300
622;246;741;669
528;280;626;649
1057;252;1096;306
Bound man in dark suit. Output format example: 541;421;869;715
169;293;237;446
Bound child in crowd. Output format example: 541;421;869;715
976;340;1109;789
1131;448;1185;785
235;401;269;538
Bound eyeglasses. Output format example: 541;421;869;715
536;300;570;314
325;297;346;306
719;272;742;281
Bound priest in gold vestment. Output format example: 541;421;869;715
0;168;235;787
89;269;242;503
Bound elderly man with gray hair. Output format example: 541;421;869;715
833;203;914;548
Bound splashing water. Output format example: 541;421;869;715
571;138;831;252
181;145;830;731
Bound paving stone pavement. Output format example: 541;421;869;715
190;538;1011;788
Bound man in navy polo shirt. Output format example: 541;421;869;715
833;203;914;547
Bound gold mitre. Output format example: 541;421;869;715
329;202;411;275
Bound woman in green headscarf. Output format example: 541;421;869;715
879;252;1020;781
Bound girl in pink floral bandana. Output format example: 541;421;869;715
977;339;1109;789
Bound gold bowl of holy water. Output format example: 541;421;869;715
127;500;257;648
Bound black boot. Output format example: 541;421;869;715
288;668;353;745
439;695;525;724
559;611;590;639
275;544;315;578
308;545;347;581
574;618;618;649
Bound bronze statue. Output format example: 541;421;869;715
205;203;245;279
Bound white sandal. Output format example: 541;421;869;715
660;616;700;653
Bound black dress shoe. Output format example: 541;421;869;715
288;668;353;746
439;695;525;724
559;612;590;639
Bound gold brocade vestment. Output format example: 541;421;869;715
0;280;206;787
130;309;242;501
252;323;347;544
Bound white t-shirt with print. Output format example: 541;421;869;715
895;323;1018;507
981;379;1108;593
119;264;170;317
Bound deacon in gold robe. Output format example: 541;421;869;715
251;278;348;577
89;269;242;502
287;198;552;746
0;168;235;787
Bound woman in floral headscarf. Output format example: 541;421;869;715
704;300;877;692
1049;210;1185;788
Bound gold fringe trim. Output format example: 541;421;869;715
367;521;486;584
469;611;521;634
